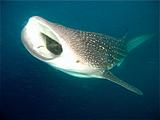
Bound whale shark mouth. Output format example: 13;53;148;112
41;33;62;55
21;16;63;61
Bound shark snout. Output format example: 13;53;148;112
21;16;63;61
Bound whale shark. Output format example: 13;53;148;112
21;16;153;95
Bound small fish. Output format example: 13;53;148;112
21;16;153;95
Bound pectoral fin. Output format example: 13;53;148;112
102;71;143;95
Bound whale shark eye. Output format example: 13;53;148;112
41;33;62;55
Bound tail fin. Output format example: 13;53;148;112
127;34;154;52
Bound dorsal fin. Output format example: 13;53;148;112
121;31;128;40
102;71;143;95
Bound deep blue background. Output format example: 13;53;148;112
1;1;159;120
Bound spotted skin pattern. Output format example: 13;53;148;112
56;27;127;70
46;23;144;95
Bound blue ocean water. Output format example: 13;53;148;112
1;1;159;120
